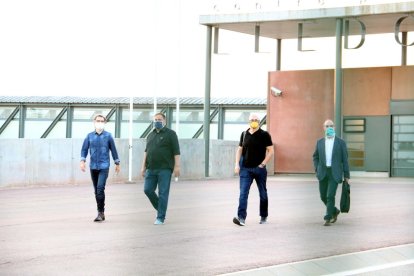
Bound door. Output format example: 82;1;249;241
392;115;414;177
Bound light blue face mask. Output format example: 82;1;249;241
325;127;335;137
153;121;163;129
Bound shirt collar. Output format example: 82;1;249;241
154;127;166;133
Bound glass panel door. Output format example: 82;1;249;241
392;115;414;177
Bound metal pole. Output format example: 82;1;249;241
214;27;219;54
176;0;181;136
402;31;407;66
204;26;212;177
128;97;133;182
335;18;343;137
276;38;282;71
255;25;260;53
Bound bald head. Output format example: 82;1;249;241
323;119;335;129
249;113;260;122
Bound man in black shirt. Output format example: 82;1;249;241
141;113;180;225
233;113;274;226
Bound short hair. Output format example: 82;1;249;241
154;113;166;120
94;114;107;122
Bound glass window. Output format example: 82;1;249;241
72;108;112;138
0;107;18;119
225;110;266;123
122;109;153;122
0;107;20;138
0;120;19;138
73;108;112;121
120;108;154;138
223;124;248;141
25;107;65;138
171;123;202;139
173;110;204;122
223;110;267;140
26;107;62;119
344;118;365;133
392;115;414;177
344;123;365;170
120;122;151;139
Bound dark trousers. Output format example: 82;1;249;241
238;166;268;220
319;168;339;220
144;169;172;221
90;169;109;212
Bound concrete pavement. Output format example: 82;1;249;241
0;175;413;275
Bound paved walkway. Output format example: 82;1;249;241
0;175;413;275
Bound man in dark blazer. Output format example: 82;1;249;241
313;119;350;226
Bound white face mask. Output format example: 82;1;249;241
95;122;105;131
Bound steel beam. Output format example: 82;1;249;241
204;26;212;177
335;18;343;137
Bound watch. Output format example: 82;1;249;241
259;163;265;168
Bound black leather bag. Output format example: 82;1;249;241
340;180;350;213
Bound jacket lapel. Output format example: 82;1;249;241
321;138;326;165
332;137;338;161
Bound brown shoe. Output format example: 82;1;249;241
324;220;331;226
94;212;105;222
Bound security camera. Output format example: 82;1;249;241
270;86;283;96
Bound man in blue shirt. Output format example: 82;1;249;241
80;114;120;222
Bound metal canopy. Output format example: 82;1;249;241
198;1;414;177
199;2;414;39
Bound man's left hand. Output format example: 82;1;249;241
173;167;180;178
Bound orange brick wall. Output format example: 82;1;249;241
343;67;391;116
391;66;414;100
268;70;334;173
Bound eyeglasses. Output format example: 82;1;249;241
95;120;105;123
249;119;260;122
324;125;334;128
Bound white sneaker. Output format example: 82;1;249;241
233;217;245;226
154;219;165;225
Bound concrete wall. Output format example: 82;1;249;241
0;139;260;188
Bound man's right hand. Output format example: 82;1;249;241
80;161;86;172
234;165;240;175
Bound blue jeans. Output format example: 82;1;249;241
319;168;340;220
144;169;172;221
90;169;109;212
238;166;268;220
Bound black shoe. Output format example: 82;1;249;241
94;212;105;222
324;220;331;226
331;210;340;223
